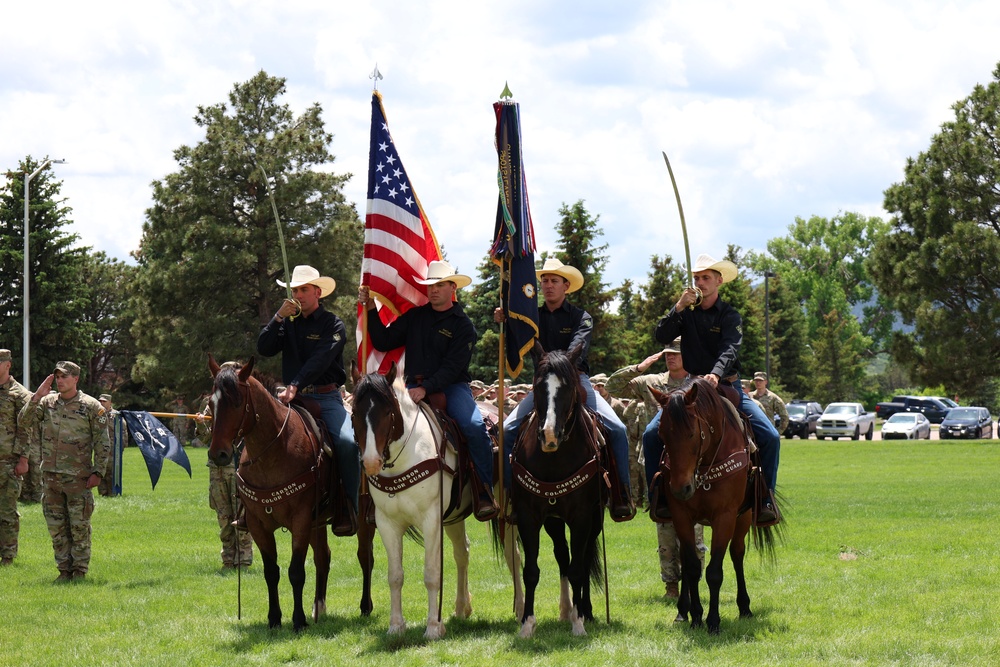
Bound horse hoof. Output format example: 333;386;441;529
708;625;721;635
388;622;406;635
425;621;446;640
569;609;586;637
519;616;537;638
673;613;686;624
313;600;326;622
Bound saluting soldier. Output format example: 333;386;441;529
19;361;110;582
1;349;32;566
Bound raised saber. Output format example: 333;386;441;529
662;150;700;307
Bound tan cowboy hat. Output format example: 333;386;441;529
692;254;738;283
415;260;472;289
277;265;336;298
536;258;584;293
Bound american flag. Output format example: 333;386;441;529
358;91;442;374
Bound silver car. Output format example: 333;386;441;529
880;412;932;440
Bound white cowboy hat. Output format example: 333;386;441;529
536;258;584;293
415;260;472;289
692;254;738;283
276;265;336;297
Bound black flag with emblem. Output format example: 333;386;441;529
121;411;193;489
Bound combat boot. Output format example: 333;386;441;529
1;557;13;566
54;571;72;583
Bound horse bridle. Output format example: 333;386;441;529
231;378;293;467
689;407;727;491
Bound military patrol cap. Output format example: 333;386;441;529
99;393;113;402
470;380;487;390
55;360;81;377
0;349;11;362
753;371;768;381
514;384;529;394
664;338;682;355
591;373;609;385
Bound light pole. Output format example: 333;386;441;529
23;158;66;387
764;270;776;383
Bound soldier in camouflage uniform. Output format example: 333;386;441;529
751;372;789;436
168;396;189;446
19;361;110;582
97;394;126;497
1;349;33;566
197;395;253;568
18;372;43;504
621;395;649;508
607;339;705;597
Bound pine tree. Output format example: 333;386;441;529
1;157;96;388
132;71;363;398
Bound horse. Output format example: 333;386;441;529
351;362;523;639
207;356;375;632
650;378;781;634
511;341;606;638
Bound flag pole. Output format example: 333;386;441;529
496;256;507;527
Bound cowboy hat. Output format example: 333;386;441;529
536;258;584;293
692;254;738;283
276;265;336;298
415;260;472;289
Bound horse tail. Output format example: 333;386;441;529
488;517;522;563
588;539;604;591
751;489;787;565
404;526;424;547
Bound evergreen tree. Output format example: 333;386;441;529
634;254;687;355
1;157;96;387
553;200;621;372
719;245;764;379
465;254;503;382
132;71;363;398
80;251;138;396
753;274;812;398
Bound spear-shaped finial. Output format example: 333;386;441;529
370;64;383;91
499;81;513;99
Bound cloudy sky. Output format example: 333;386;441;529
3;0;999;290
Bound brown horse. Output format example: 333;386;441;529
207;356;374;632
511;342;605;638
650;378;780;634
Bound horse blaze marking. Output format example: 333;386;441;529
363;408;380;469
542;374;562;446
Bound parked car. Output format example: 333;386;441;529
816;403;875;440
784;400;823;439
939;407;994;439
880;412;932;440
875;395;953;422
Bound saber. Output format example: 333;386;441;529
662;150;701;308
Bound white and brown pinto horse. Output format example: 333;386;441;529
351;363;522;639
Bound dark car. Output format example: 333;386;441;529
902;397;952;424
784;400;823;439
939;407;994;439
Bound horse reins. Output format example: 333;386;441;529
235;381;294;468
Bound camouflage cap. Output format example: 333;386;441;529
753;371;767;381
470;380;487;390
0;349;11;363
514;384;529;394
591;373;609;385
54;361;81;377
99;393;113;402
663;337;682;355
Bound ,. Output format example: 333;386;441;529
880;412;932;440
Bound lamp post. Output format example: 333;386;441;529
764;270;776;383
23;158;66;387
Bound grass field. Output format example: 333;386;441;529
3;440;1000;666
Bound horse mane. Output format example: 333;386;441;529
354;370;401;410
215;364;280;410
664;378;738;435
534;348;579;388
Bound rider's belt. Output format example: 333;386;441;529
300;383;339;394
721;374;739;386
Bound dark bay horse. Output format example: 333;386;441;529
511;342;605;638
650;378;781;634
207;356;374;632
351;362;523;639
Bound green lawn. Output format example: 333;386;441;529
2;441;999;666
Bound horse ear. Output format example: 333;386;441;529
568;340;585;366
685;378;701;404
649;386;670;407
351;360;361;385
208;354;220;377
385;361;397;384
531;339;545;365
238;356;255;382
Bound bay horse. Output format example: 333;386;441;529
650;378;781;634
351;362;523;639
207;356;375;632
511;342;605;638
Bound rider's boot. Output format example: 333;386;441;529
231;505;248;532
608;472;636;521
473;478;499;522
